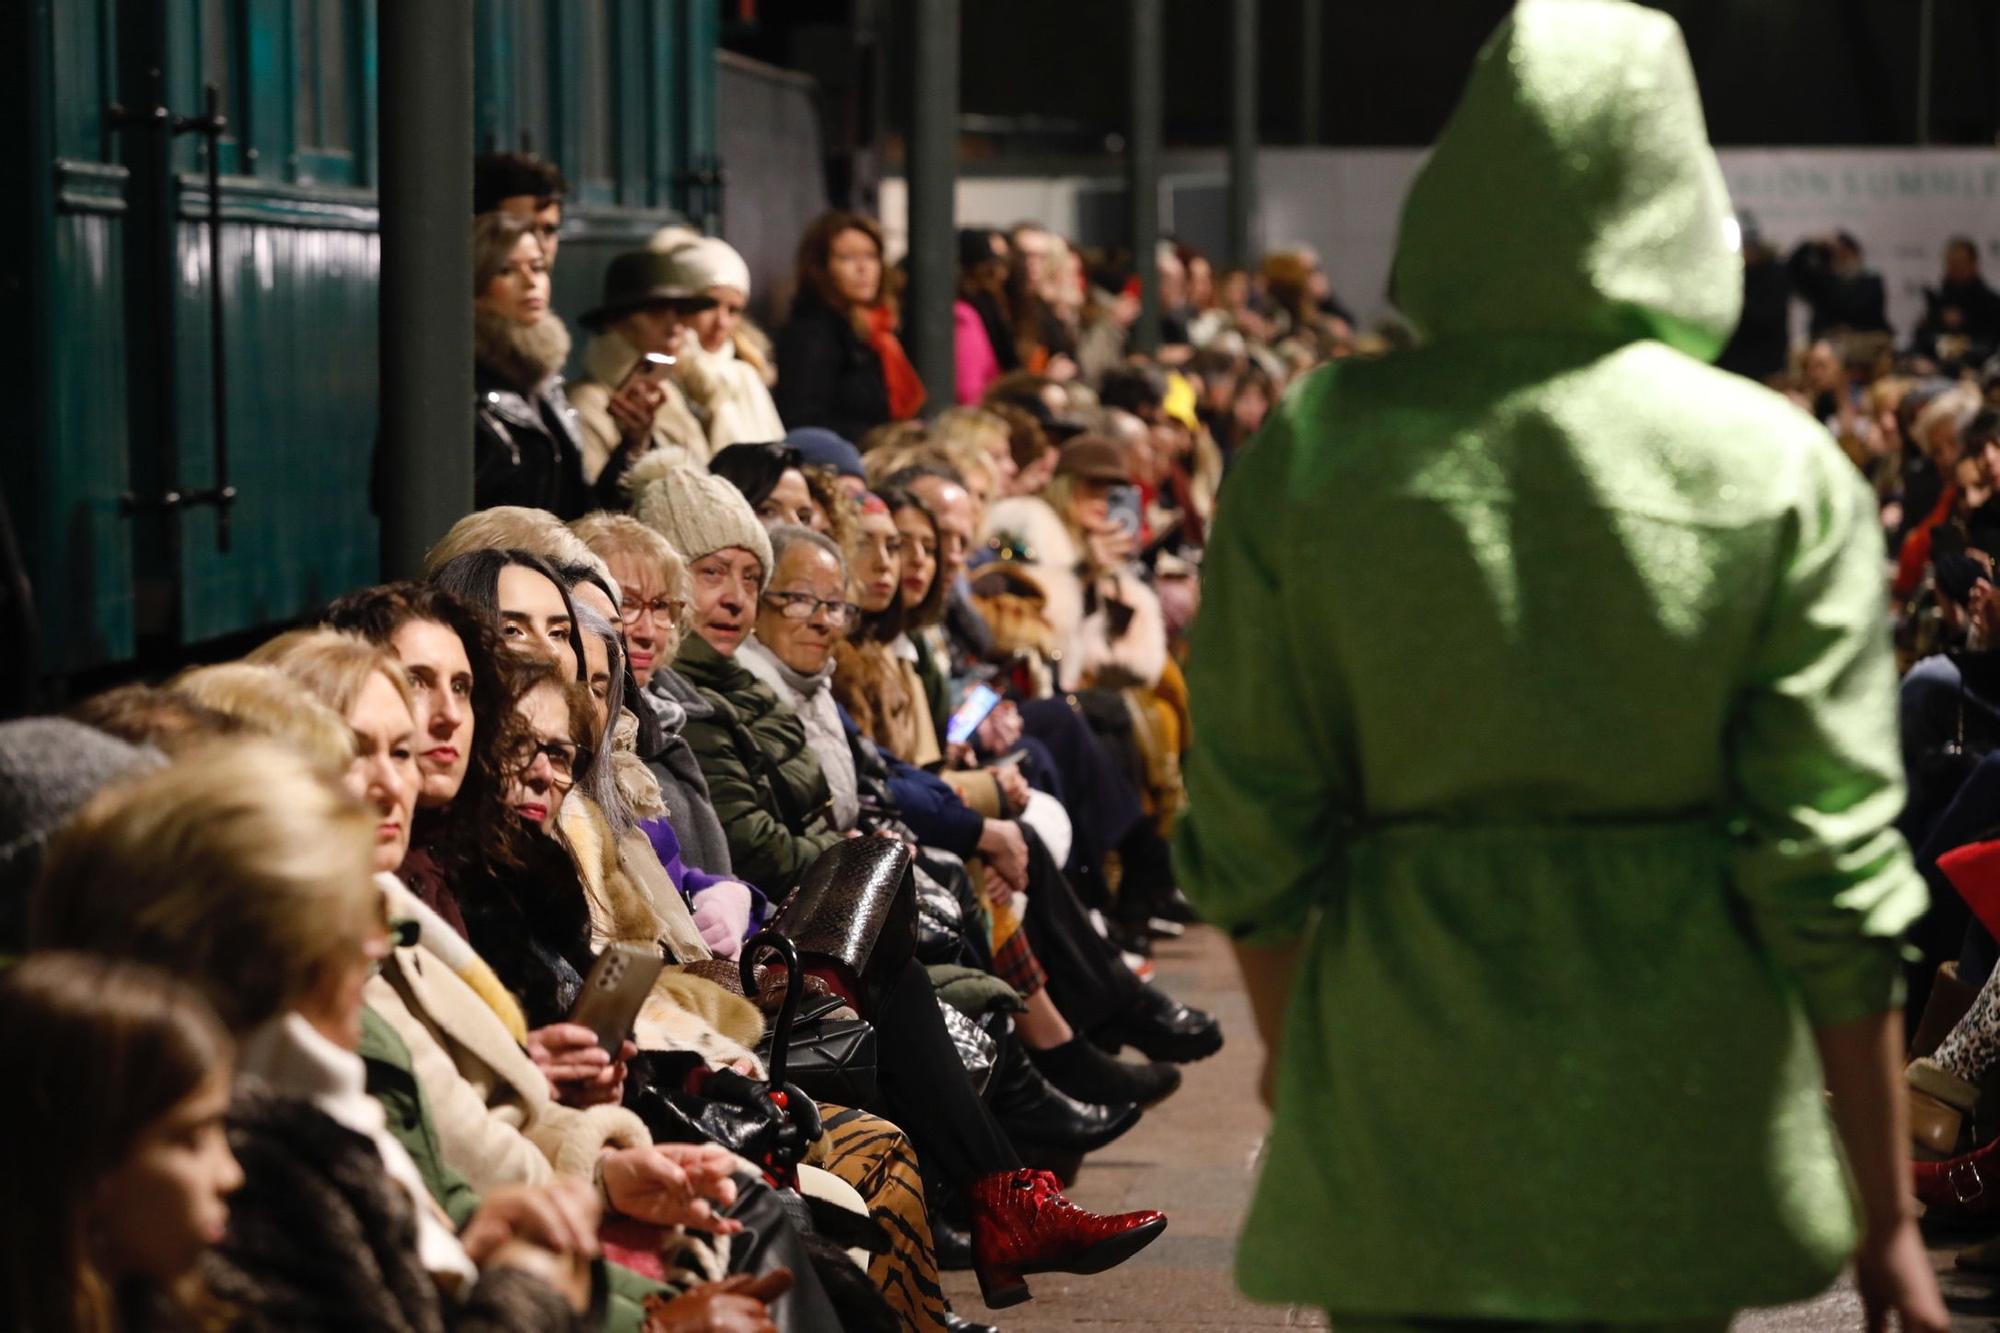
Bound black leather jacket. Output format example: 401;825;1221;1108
474;365;604;518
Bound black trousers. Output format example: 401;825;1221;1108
870;956;1020;1185
1018;696;1147;887
1016;828;1144;1032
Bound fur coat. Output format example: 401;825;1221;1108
830;639;934;767
213;1084;583;1332
558;793;766;1072
981;495;1168;690
676;333;785;454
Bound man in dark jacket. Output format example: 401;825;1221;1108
1786;231;1891;340
1914;236;2000;368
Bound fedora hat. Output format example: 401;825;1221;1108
581;249;718;331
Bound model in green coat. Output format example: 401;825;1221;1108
1176;2;1945;1328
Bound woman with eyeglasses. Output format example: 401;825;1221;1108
573;508;741;886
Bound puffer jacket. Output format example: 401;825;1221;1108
672;635;842;896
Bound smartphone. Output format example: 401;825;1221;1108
618;351;676;391
1106;485;1142;539
568;944;666;1053
946;683;1004;747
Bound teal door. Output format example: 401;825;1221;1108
17;0;381;673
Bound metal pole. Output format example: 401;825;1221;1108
1299;0;1322;146
378;0;474;577
1918;0;1936;145
1130;0;1163;353
1228;0;1259;269
907;0;959;416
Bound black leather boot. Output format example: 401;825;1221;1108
1028;1035;1181;1108
986;1021;1141;1153
1091;982;1223;1064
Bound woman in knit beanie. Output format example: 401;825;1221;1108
668;238;786;455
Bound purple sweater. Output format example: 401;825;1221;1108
640;814;770;936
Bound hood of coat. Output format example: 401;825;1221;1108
1390;0;1740;361
670;631;757;703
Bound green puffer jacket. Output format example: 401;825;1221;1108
674;634;843;896
1176;0;1922;1323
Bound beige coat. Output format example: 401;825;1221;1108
366;944;651;1191
569;329;712;483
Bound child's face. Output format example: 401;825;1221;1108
89;1069;242;1286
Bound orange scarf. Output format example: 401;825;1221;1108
865;304;927;421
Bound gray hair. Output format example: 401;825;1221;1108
767;524;846;581
572;603;634;842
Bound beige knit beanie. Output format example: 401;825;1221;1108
670;237;752;296
625;454;774;585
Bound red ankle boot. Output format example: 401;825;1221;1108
1913;1136;2000;1217
968;1167;1168;1308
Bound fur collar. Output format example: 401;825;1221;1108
474;309;572;392
559;793;673;949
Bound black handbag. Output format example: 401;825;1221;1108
769;837;918;1010
744;930;880;1111
626;1058;820;1191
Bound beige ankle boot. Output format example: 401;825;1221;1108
1910;1056;1981;1160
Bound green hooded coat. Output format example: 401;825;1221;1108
1175;1;1923;1321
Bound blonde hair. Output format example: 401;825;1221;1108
856;420;927;457
569;511;695;639
32;739;379;1034
425;505;618;594
246;628;416;724
170;662;355;774
863;442;959;492
929;407;1005;499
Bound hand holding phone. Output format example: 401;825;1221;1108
946;683;1004;747
568;944;666;1053
618;351;677;391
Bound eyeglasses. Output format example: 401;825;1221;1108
763;591;859;626
620;595;687;627
512;736;588;790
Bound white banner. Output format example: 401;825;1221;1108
888;146;2000;349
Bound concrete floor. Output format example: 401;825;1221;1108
942;925;2000;1331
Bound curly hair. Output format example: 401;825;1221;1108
322;581;532;879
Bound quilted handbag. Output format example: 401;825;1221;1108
743;930;880;1110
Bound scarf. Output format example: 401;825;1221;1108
738;637;860;831
864;304;926;421
378;872;528;1044
473;308;572;392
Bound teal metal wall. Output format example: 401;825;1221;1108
8;0;714;680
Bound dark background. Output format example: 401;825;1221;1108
725;0;2000;163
